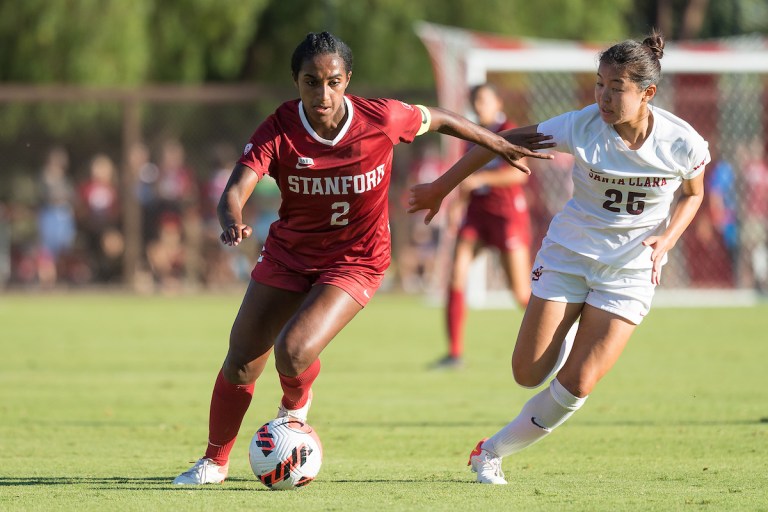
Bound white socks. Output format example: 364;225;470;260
521;322;578;389
483;378;587;458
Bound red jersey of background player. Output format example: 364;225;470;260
238;94;423;273
464;118;529;220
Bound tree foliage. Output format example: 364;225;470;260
0;0;267;85
0;0;765;88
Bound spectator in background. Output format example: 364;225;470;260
202;143;242;288
738;137;768;292
36;146;76;287
146;211;186;293
0;202;10;286
150;139;201;290
432;83;533;369
127;142;161;293
130;142;160;223
77;153;123;282
707;159;738;260
397;141;443;293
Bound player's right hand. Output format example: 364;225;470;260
408;182;444;225
498;133;555;174
220;223;253;247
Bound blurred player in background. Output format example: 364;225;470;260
409;29;709;484
173;31;553;485
433;83;532;370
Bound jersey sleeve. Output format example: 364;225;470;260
684;134;711;180
237;114;280;179
377;98;424;144
537;110;575;154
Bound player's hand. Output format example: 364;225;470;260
220;223;253;247
408;182;444;225
497;133;555;174
642;235;673;285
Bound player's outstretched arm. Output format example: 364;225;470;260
217;163;260;247
425;107;554;174
408;123;553;225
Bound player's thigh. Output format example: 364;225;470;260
273;284;363;376
227;280;307;371
557;303;636;397
512;295;583;385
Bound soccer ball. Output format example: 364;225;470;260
248;417;323;490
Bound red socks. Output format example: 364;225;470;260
446;289;466;358
278;359;321;410
204;370;254;465
202;359;321;465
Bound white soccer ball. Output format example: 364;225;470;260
248;417;323;490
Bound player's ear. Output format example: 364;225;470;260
344;71;352;88
643;84;657;102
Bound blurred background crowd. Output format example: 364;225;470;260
1;0;767;296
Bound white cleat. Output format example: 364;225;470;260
277;389;313;423
172;458;228;485
468;439;507;485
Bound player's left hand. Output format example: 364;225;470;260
408;182;444;225
642;235;673;285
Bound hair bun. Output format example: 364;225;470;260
643;30;665;60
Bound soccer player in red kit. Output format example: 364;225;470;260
173;31;553;485
434;83;533;369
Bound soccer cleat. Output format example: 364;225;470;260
277;389;313;423
468;438;507;485
429;355;464;370
172;458;229;485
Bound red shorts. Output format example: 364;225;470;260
250;254;384;307
458;211;531;252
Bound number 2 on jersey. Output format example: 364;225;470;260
602;189;646;215
330;201;350;225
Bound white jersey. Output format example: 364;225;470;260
538;103;710;269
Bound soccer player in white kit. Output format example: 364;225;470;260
408;29;710;484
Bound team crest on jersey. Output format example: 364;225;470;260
243;143;253;156
296;157;315;169
531;265;543;281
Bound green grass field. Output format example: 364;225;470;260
1;292;766;511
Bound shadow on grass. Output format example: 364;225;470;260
332;418;767;429
0;476;473;489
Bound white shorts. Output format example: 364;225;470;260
530;239;656;324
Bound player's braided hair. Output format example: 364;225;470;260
291;32;354;78
599;29;665;91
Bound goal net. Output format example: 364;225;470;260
415;22;768;308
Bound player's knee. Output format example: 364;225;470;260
511;357;547;388
273;341;311;377
554;372;592;398
221;356;260;385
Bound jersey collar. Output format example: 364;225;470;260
298;96;354;146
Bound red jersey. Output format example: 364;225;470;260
465;119;529;220
238;95;423;272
